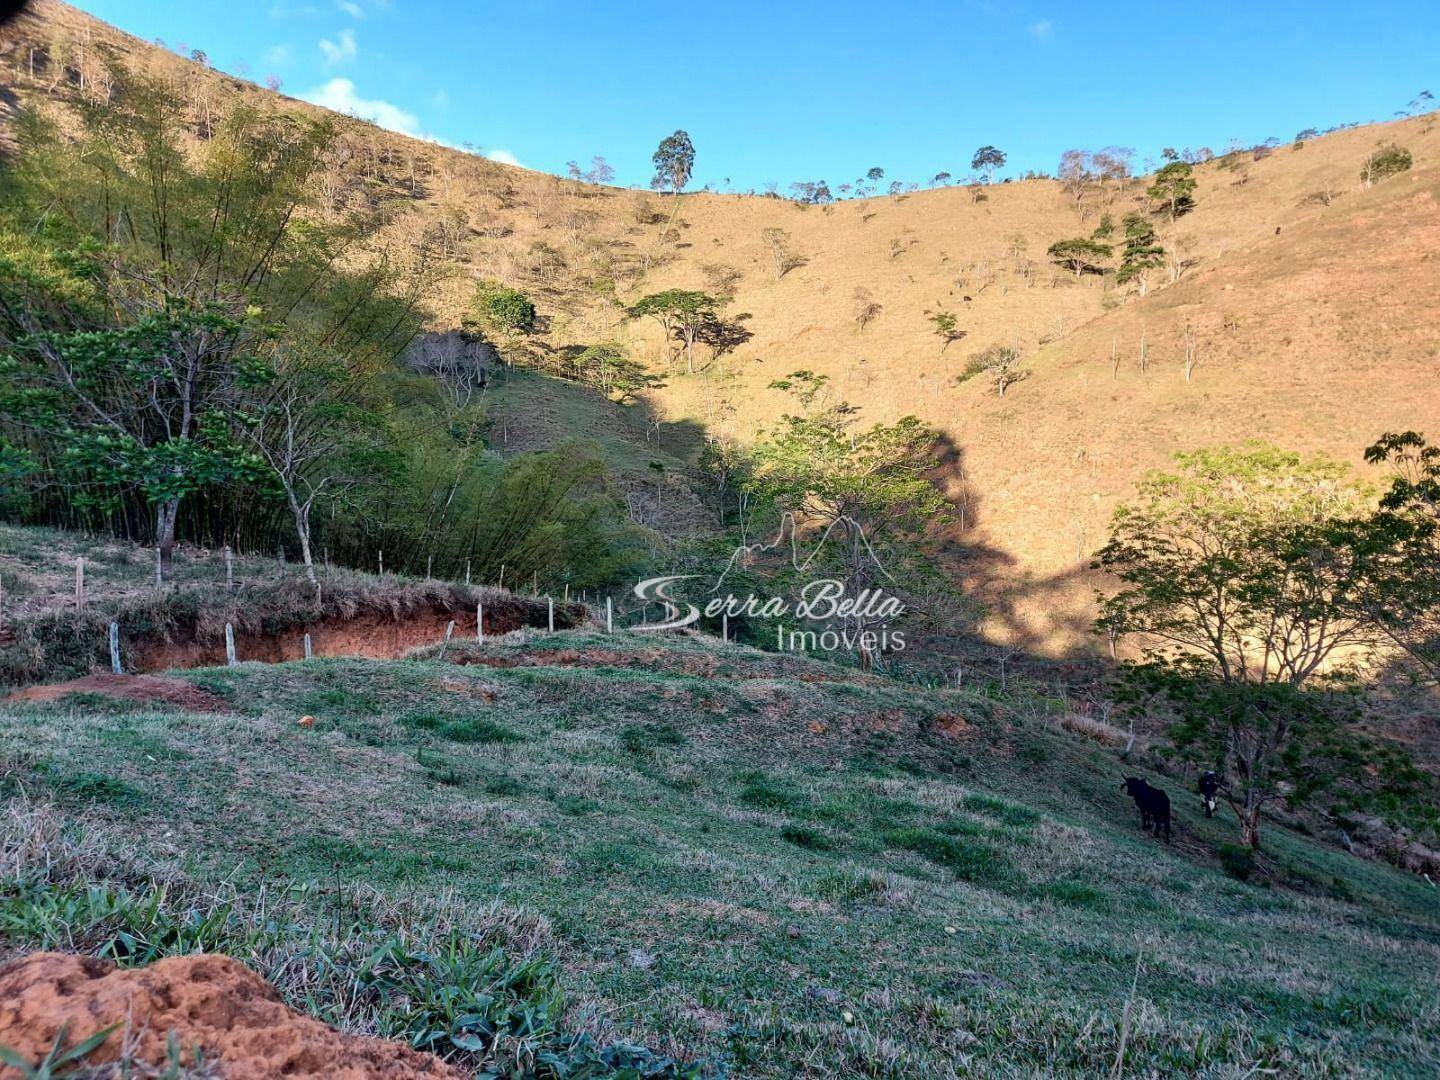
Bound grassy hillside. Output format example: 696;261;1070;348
5;1;1438;650
2;629;1438;1076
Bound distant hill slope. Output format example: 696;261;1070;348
4;0;1438;649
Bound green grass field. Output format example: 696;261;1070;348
2;629;1437;1077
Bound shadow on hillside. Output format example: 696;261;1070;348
924;430;1104;675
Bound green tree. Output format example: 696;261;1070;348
929;310;965;352
625;290;718;374
748;371;952;664
0;301;273;578
0;82;415;578
465;280;536;365
570;342;664;403
1046;237;1112;277
1353;432;1440;684
650;130;696;195
1095;444;1386;847
1148;161;1197;220
1115;213;1165;295
970;146;1007;183
1359;144;1413;188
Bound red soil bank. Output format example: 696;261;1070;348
0;952;464;1079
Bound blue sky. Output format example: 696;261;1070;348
74;0;1438;190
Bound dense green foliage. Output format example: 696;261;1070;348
0;74;649;592
467;279;538;358
1115;213;1165;289
693;371;960;657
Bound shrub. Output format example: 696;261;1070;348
1218;842;1257;881
1360;144;1413;186
467;280;537;335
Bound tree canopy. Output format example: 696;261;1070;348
1148;161;1197;220
650;130;696;195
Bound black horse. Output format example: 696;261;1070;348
1122;776;1171;843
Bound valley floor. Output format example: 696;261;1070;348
1;631;1437;1077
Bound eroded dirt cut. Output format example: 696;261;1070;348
0;951;464;1079
133;604;556;671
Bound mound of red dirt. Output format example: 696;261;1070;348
0;952;464;1079
2;674;228;712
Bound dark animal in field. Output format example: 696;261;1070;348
1122;776;1172;843
1198;771;1223;818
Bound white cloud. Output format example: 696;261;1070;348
263;43;293;66
303;77;421;136
1029;19;1054;40
318;27;357;66
486;149;521;168
337;0;364;16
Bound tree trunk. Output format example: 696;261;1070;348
155;498;180;582
297;506;316;585
1232;788;1265;850
1240;805;1262;849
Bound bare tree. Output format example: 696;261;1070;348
1182;322;1200;381
761;227;806;279
405;330;493;408
852;287;882;330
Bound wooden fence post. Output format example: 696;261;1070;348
303;633;313;660
606;596;613;634
75;557;85;611
498;564;505;591
378;550;384;576
722;612;728;643
426;555;433;580
108;621;122;674
465;559;471;585
154;547;163;586
477;602;484;643
440;620;455;659
547;596;554;633
225;623;238;667
223;545;234;589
